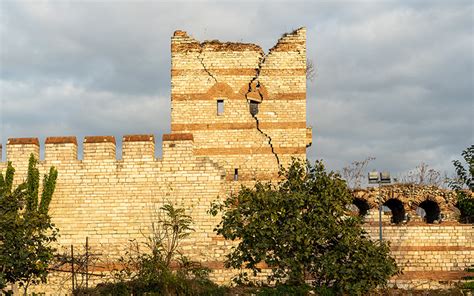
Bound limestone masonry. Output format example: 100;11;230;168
0;28;472;293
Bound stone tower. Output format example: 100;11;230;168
170;28;312;183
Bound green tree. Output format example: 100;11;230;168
210;160;398;295
0;154;58;294
449;145;474;223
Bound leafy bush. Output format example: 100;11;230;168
255;283;312;295
449;145;474;223
210;159;398;295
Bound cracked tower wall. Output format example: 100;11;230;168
170;28;312;184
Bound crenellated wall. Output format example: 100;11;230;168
0;134;241;293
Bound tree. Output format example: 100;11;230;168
306;59;316;82
341;156;375;189
210;160;398;295
398;162;445;187
0;154;58;294
449;145;474;223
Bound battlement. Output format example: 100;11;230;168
162;133;194;161
45;136;78;162
5;137;40;163
0;133;198;164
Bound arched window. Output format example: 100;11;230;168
352;198;370;216
418;200;441;224
383;198;405;224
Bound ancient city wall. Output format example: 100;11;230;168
1;29;472;293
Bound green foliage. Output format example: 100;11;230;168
79;203;228;295
460;265;474;291
255;283;312;295
462;280;474;290
148;203;195;267
449;145;474;223
0;154;59;292
210;159;398;295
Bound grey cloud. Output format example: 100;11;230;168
1;80;169;159
306;1;473;175
1;1;473;177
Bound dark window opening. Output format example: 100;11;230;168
383;198;405;224
233;168;238;181
217;100;224;115
418;200;441;223
249;101;259;116
352;198;370;216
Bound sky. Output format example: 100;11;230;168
0;0;473;179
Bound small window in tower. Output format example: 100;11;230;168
234;168;239;181
217;99;224;115
249;101;259;116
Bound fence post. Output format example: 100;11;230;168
71;244;75;294
85;237;89;289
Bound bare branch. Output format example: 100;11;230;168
341;157;376;189
306;59;316;82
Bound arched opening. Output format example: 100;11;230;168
383;198;405;224
352;198;370;216
418;200;441;224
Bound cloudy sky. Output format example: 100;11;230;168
0;0;472;178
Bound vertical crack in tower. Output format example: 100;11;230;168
245;54;281;167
